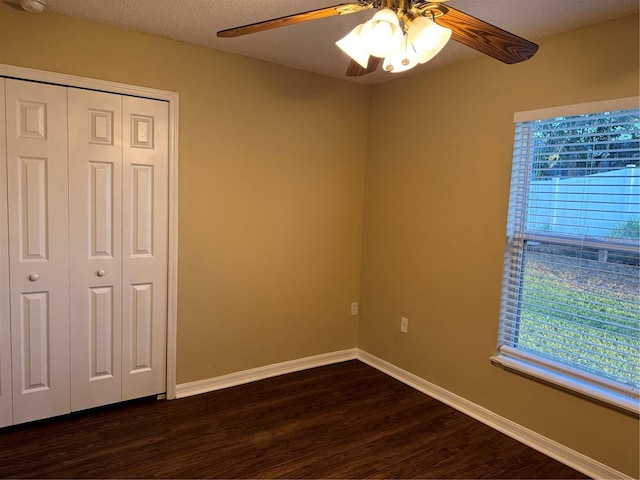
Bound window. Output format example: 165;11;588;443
494;98;640;413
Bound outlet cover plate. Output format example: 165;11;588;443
401;317;408;333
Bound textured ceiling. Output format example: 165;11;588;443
8;0;640;84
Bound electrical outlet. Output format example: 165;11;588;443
351;302;359;316
400;317;408;333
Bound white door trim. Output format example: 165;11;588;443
0;64;179;400
0;79;12;427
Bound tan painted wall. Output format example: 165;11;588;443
360;14;639;477
0;3;368;383
1;2;638;476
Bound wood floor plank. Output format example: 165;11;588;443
0;360;588;479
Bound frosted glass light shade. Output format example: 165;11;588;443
383;35;419;73
360;8;403;58
408;16;451;64
336;24;370;68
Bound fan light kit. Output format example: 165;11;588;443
336;7;451;73
217;0;538;78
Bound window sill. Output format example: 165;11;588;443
491;351;639;416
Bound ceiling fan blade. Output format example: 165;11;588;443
345;56;382;77
434;5;538;64
217;3;373;38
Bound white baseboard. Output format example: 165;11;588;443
357;349;632;480
175;348;358;399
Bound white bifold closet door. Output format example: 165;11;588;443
120;96;168;402
0;78;168;426
5;80;71;425
68;88;124;412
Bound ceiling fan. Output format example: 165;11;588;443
217;0;538;77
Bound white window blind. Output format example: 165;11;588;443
494;98;640;413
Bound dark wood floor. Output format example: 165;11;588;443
0;360;587;479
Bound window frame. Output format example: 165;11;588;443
492;97;640;414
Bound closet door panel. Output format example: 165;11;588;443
68;89;123;412
5;79;70;424
122;97;168;400
0;79;13;427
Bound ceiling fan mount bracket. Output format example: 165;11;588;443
365;0;449;21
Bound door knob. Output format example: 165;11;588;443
28;273;39;281
96;269;106;277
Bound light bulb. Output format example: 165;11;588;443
407;16;451;64
359;8;403;58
